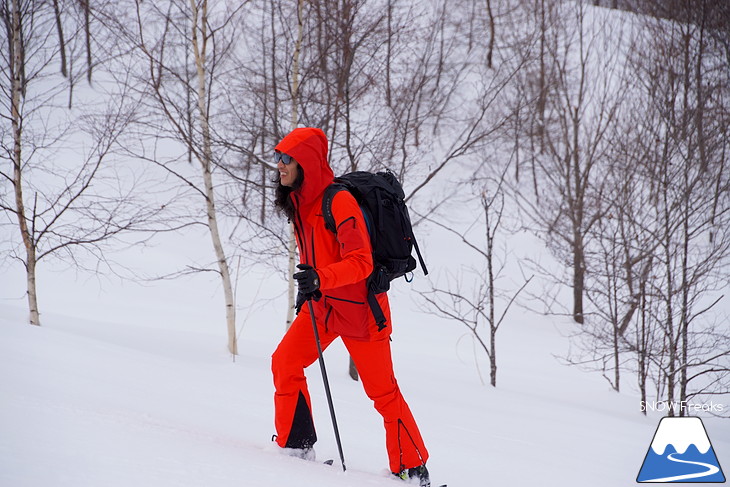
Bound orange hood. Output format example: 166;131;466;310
275;127;334;208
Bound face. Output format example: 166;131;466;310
277;155;299;187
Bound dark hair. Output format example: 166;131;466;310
274;165;304;221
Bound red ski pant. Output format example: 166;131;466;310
272;310;429;474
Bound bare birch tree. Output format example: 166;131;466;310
627;0;730;414
1;0;168;325
505;1;627;325
564;0;730;410
189;0;238;354
282;0;305;330
96;0;247;354
419;174;532;387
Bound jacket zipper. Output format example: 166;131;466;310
325;295;365;306
310;228;317;268
324;307;332;333
292;194;308;265
292;194;319;269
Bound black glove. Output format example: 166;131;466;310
295;291;307;314
294;290;320;314
293;264;321;299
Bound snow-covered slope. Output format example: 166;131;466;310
2;263;727;487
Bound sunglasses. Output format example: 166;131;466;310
274;152;295;165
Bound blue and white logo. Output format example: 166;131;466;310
637;417;725;483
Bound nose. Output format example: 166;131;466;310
277;160;286;170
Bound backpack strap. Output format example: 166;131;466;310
412;236;428;276
322;183;347;233
367;287;387;331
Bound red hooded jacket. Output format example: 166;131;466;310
276;128;391;341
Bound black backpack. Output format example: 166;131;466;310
322;170;428;330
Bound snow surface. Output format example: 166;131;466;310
2;229;728;487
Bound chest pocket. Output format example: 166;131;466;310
334;216;369;257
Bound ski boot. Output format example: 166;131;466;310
394;464;431;487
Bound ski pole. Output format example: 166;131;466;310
307;298;346;472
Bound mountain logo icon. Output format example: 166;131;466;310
637;416;726;483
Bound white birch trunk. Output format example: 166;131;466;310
190;0;237;354
10;0;40;326
285;0;305;330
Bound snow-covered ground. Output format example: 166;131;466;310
2;233;728;487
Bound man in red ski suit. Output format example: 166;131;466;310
271;127;430;485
